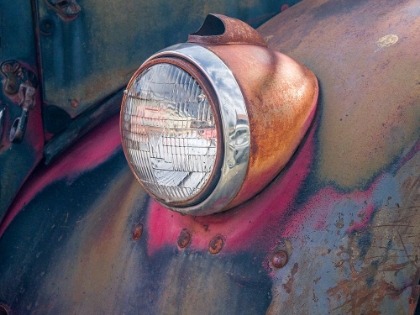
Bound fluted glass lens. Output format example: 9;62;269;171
122;63;218;203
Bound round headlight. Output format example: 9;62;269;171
122;61;221;206
121;14;318;216
121;44;251;215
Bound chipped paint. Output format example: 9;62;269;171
266;146;420;314
376;34;399;49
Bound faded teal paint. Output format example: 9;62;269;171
0;0;44;219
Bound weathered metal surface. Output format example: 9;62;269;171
38;0;295;162
0;117;272;314
43;89;123;164
0;0;419;314
36;0;289;125
257;0;420;312
0;0;44;220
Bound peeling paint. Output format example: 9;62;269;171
376;34;399;49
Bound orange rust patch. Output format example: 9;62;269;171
282;263;298;294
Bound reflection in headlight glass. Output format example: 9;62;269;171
122;63;218;203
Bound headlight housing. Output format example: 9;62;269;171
121;14;318;215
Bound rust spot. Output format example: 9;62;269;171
281;4;289;12
334;260;346;268
409;284;420;313
209;234;225;254
177;229;191;248
282;263;299;294
132;223;143;241
70;98;79;108
335;217;345;229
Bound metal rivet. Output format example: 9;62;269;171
70;98;79;108
132;223;143;241
209;234;225;254
271;250;288;269
177;229;191;248
40;19;54;35
0;304;9;315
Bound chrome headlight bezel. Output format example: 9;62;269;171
121;43;250;216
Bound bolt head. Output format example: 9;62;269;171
271;250;288;268
177;229;192;248
209;234;225;254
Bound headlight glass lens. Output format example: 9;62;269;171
122;63;218;204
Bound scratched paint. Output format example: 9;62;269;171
266;149;420;314
258;1;420;312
